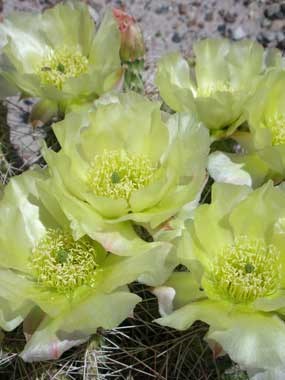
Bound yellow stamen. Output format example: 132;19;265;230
86;150;156;201
263;114;285;146
197;81;234;97
37;47;88;89
31;229;98;293
208;236;281;303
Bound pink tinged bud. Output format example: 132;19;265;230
113;8;145;62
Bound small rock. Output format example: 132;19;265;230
155;6;169;15
172;32;182;43
205;12;213;22
233;26;246;40
218;9;225;18
223;11;237;23
260;31;276;43
217;24;226;35
276;31;285;43
261;17;272;28
271;20;285;32
187;18;196;27
178;3;187;15
172;21;180;30
277;39;285;51
264;4;282;20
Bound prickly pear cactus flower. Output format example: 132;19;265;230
0;168;173;362
113;8;144;62
208;70;285;188
0;1;122;115
154;181;285;371
156;38;282;133
42;92;209;253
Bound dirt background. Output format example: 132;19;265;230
1;0;285;165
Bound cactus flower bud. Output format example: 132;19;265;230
113;8;145;62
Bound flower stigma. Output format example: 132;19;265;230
209;236;281;303
86;150;157;201
37;47;88;89
31;229;98;293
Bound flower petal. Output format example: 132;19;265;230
20;291;140;362
209;312;285;370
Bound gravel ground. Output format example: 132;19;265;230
1;0;285;164
3;0;285;52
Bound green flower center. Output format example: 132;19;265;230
37;47;88;89
197;81;234;97
31;230;98;293
264;114;285;146
86;150;156;201
210;236;281;303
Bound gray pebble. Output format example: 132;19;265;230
205;12;213;22
223;11;237;23
155;6;169;15
233;26;247;40
178;3;187;16
261;17;272;28
264;4;282;20
261;30;276;43
172;32;182;43
276;31;285;43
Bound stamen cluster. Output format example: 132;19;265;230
264;114;285;146
211;236;281;303
197;81;234;97
86;149;157;201
37;47;88;89
31;229;98;293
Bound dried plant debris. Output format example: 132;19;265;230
0;285;247;380
0;101;24;183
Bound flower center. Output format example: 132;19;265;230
31;230;98;293
86;150;156;201
264;114;285;146
37;47;88;89
197;81;234;97
209;236;281;303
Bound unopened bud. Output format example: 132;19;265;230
113;8;145;62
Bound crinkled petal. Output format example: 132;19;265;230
153;271;205;316
88;8;121;93
193;182;251;257
0;12;45;72
20;291;140;362
155;299;231;331
97;241;175;290
229;181;285;241
196;91;246;130
155;52;196;113
249;368;285;380
0;169;47;271
194;38;231;90
208;151;252;187
209;312;285;370
0;268;34;331
41;1;94;55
